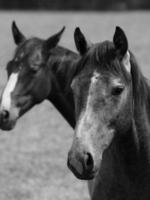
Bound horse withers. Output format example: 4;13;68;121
68;27;150;199
0;22;78;130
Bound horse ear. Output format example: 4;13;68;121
113;26;128;57
74;27;91;55
12;21;26;45
43;26;65;55
113;26;131;73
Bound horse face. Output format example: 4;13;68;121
0;22;65;130
68;27;133;180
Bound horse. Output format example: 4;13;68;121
0;21;78;130
67;26;150;200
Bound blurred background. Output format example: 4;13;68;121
0;0;150;10
0;1;149;200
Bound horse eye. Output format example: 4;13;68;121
112;86;124;96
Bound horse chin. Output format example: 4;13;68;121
0;119;17;131
68;159;98;180
72;168;98;180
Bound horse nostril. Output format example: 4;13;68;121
84;152;94;172
2;110;9;120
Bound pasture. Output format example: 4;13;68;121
0;11;149;200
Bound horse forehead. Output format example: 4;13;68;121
15;39;42;58
90;71;111;86
88;71;123;96
15;47;42;63
77;70;103;88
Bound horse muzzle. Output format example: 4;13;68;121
0;108;19;131
67;148;98;180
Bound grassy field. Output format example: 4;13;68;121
0;11;149;200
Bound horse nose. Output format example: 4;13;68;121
0;110;10;121
67;149;94;179
84;152;94;172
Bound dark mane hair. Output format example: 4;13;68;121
130;52;150;108
46;45;79;94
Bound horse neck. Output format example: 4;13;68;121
132;64;150;157
47;46;78;129
111;74;150;182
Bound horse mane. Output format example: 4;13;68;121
48;46;78;75
47;45;79;93
130;52;150;107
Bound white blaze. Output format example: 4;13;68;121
77;71;100;138
1;73;19;111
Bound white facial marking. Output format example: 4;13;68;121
112;78;122;87
91;71;100;84
1;73;19;111
77;70;100;148
122;51;131;73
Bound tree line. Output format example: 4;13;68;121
0;0;150;10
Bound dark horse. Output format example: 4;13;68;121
68;26;150;200
0;21;78;130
